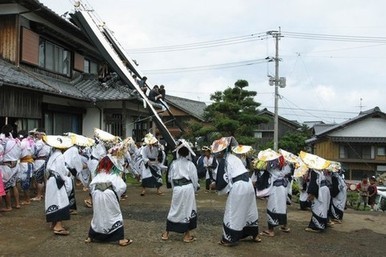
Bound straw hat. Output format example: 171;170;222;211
278;149;299;163
232;145;253;155
201;146;211;152
326;161;341;172
94;128;116;142
299;151;330;170
143;133;158;145
257;148;281;161
66;132;95;147
44;135;73;149
173;139;196;156
210;137;238;154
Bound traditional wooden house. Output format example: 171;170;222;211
0;0;205;143
161;95;206;138
306;107;386;180
254;108;302;148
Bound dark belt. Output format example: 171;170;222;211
91;156;99;161
95;182;113;191
320;180;328;187
35;156;48;160
173;178;192;186
148;158;156;161
232;172;249;183
273;179;288;187
1;161;17;168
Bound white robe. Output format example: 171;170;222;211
89;172;126;240
0;136;21;189
45;150;72;223
266;165;291;227
222;154;259;243
166;157;198;233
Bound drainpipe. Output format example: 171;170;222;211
92;99;103;129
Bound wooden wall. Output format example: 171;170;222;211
0;15;17;62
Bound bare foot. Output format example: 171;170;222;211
0;207;12;212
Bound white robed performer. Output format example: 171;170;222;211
299;151;331;233
139;133;164;196
85;155;132;246
0;124;21;211
162;139;199;243
63;145;84;214
31;128;51;201
17;130;35;205
328;163;347;223
212;137;260;246
44;136;73;235
257;149;291;237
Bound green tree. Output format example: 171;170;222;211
202;79;268;145
278;125;312;154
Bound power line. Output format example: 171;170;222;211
143;58;269;74
126;32;268;54
283;31;386;43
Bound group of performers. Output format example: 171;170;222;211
0;124;348;247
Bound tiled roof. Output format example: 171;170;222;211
330;136;386;143
306;107;385;144
0;59;137;101
165;95;207;121
258;108;301;128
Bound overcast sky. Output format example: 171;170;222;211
39;0;386;124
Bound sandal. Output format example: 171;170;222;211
31;196;43;201
280;227;291;233
252;236;262;242
260;230;274;237
305;227;321;233
161;232;169;241
156;192;165;196
118;238;133;246
54;229;70;236
84;199;93;208
183;236;196;243
218;240;237;247
84;237;94;243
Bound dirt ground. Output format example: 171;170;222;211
0;182;385;257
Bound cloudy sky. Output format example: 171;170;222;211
40;0;386;123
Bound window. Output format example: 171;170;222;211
84;59;98;74
39;39;71;76
44;111;82;135
377;146;386;156
339;145;348;158
254;131;263;138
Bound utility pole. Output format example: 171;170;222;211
267;28;285;151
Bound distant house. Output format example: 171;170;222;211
160;95;206;138
255;108;302;148
0;0;204;143
306;107;386;180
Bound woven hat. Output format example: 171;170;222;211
325;161;341;172
94;128;117;142
143;133;158;145
299;151;330;170
201;146;211;152
66;132;95;147
232;145;252;155
211;136;238;154
173;139;196;157
257;148;281;161
44;135;73;149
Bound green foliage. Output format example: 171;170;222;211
292;179;300;196
278;131;308;154
202;79;267;144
